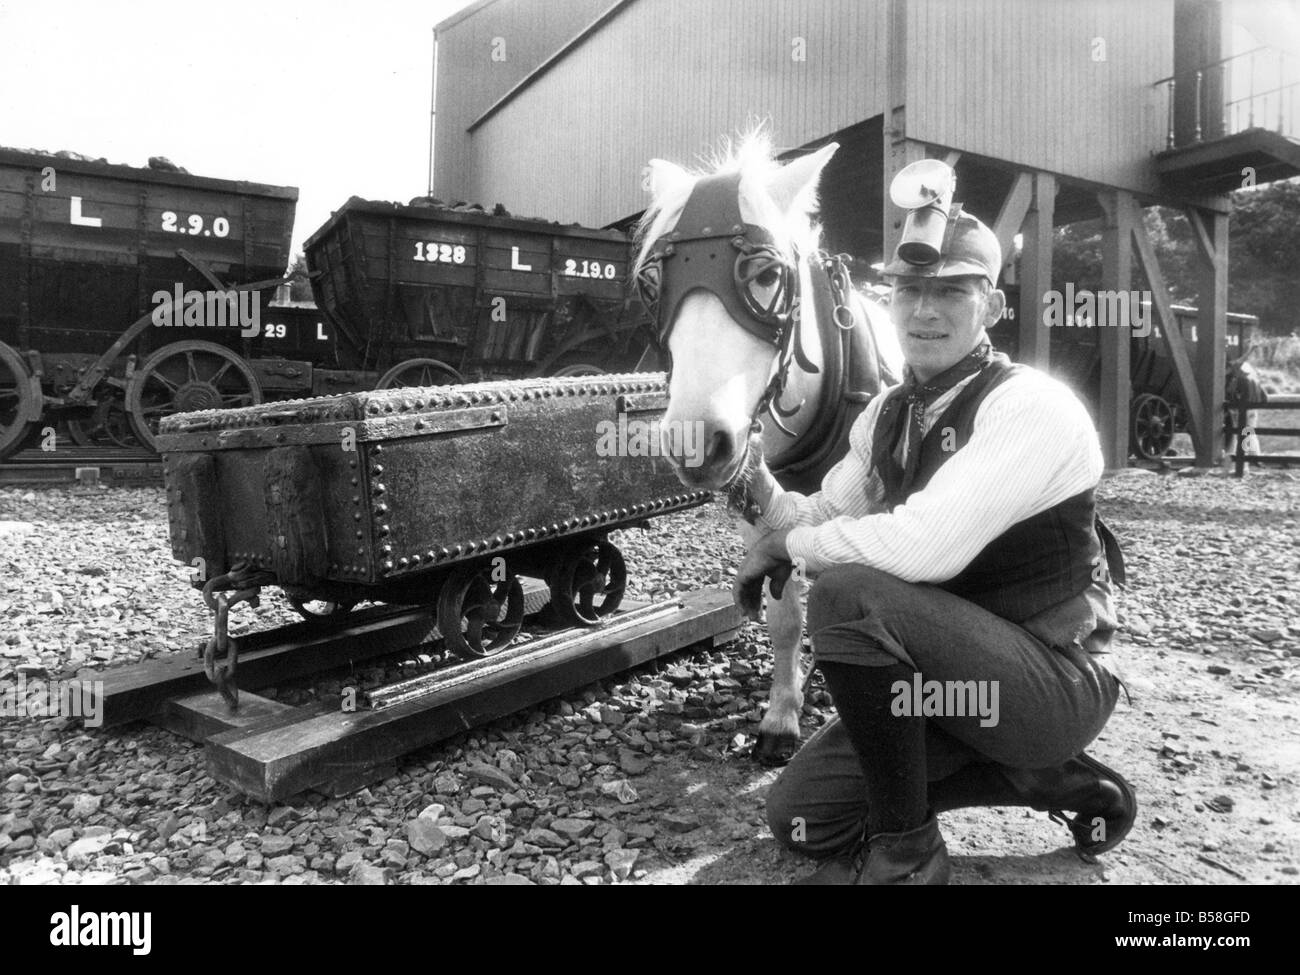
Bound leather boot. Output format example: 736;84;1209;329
929;752;1136;857
795;811;950;885
1002;752;1137;856
857;811;950;885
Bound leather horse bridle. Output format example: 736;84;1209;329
635;171;880;471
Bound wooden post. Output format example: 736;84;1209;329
1017;172;1055;369
1125;195;1206;456
1188;206;1228;466
881;0;921;263
992;172;1032;265
1098;191;1133;470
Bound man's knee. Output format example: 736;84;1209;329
807;563;903;633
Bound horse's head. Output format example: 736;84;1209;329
634;137;841;490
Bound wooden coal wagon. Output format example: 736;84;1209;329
304;197;652;387
0;147;300;457
992;287;1259;459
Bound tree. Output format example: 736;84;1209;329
286;253;313;303
1227;179;1300;335
1048;177;1300;335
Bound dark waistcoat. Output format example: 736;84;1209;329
875;357;1120;624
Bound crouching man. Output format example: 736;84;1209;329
734;204;1136;885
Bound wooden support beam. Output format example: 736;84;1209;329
1124;195;1207;456
1098;191;1133;469
1188;206;1228;466
882;0;917;264
992;172;1033;265
1017;172;1055;368
941;150;962;168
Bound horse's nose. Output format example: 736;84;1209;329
702;427;733;469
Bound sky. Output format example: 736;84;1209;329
0;0;479;255
2;0;1297;259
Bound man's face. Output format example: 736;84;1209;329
888;274;1005;382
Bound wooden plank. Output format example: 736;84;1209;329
263;446;329;585
991;172;1032;265
154;690;296;742
1098;190;1133;470
1125;194;1207;455
1017;172;1055;368
1189;206;1227;467
94;604;441;727
205;590;744;802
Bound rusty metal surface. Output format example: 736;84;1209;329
161;373;708;593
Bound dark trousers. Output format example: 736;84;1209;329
766;564;1120;857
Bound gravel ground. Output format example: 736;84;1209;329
0;467;1297;885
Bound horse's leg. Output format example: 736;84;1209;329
740;521;806;765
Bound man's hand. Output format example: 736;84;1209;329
733;529;794;621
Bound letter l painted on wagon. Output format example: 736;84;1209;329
70;196;102;227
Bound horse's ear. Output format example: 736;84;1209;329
644;159;692;202
765;142;839;215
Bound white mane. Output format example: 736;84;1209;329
634;131;825;274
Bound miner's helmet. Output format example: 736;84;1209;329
880;159;1003;285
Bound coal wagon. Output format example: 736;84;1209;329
992;287;1259;459
0;146;301;457
304;197;652;388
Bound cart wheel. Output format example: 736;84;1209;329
0;340;39;460
551;364;606;377
67;393;141;449
547;539;626;627
376;358;463;390
1130;393;1175;460
126;340;262;451
437;563;524;659
288;596;357;622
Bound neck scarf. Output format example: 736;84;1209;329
874;340;996;505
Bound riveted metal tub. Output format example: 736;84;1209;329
156;373;708;614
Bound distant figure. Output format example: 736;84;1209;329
1224;355;1268;460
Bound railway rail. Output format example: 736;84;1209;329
0;445;163;485
84;587;741;801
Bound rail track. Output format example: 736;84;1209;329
0;446;163;486
86;586;742;801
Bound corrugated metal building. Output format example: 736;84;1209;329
433;0;1300;466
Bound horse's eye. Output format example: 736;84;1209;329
753;268;780;289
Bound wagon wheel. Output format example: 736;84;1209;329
126;340;262;451
376;358;464;390
66;392;140;449
551;364;606;377
0;340;39;460
547;539;626;627
437;563;524;659
1130;393;1176;460
288;596;357;622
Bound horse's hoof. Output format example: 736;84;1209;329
754;732;801;766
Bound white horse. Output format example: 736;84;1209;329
635;135;902;763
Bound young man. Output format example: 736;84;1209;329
733;209;1135;885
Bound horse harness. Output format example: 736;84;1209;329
635;171;893;498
